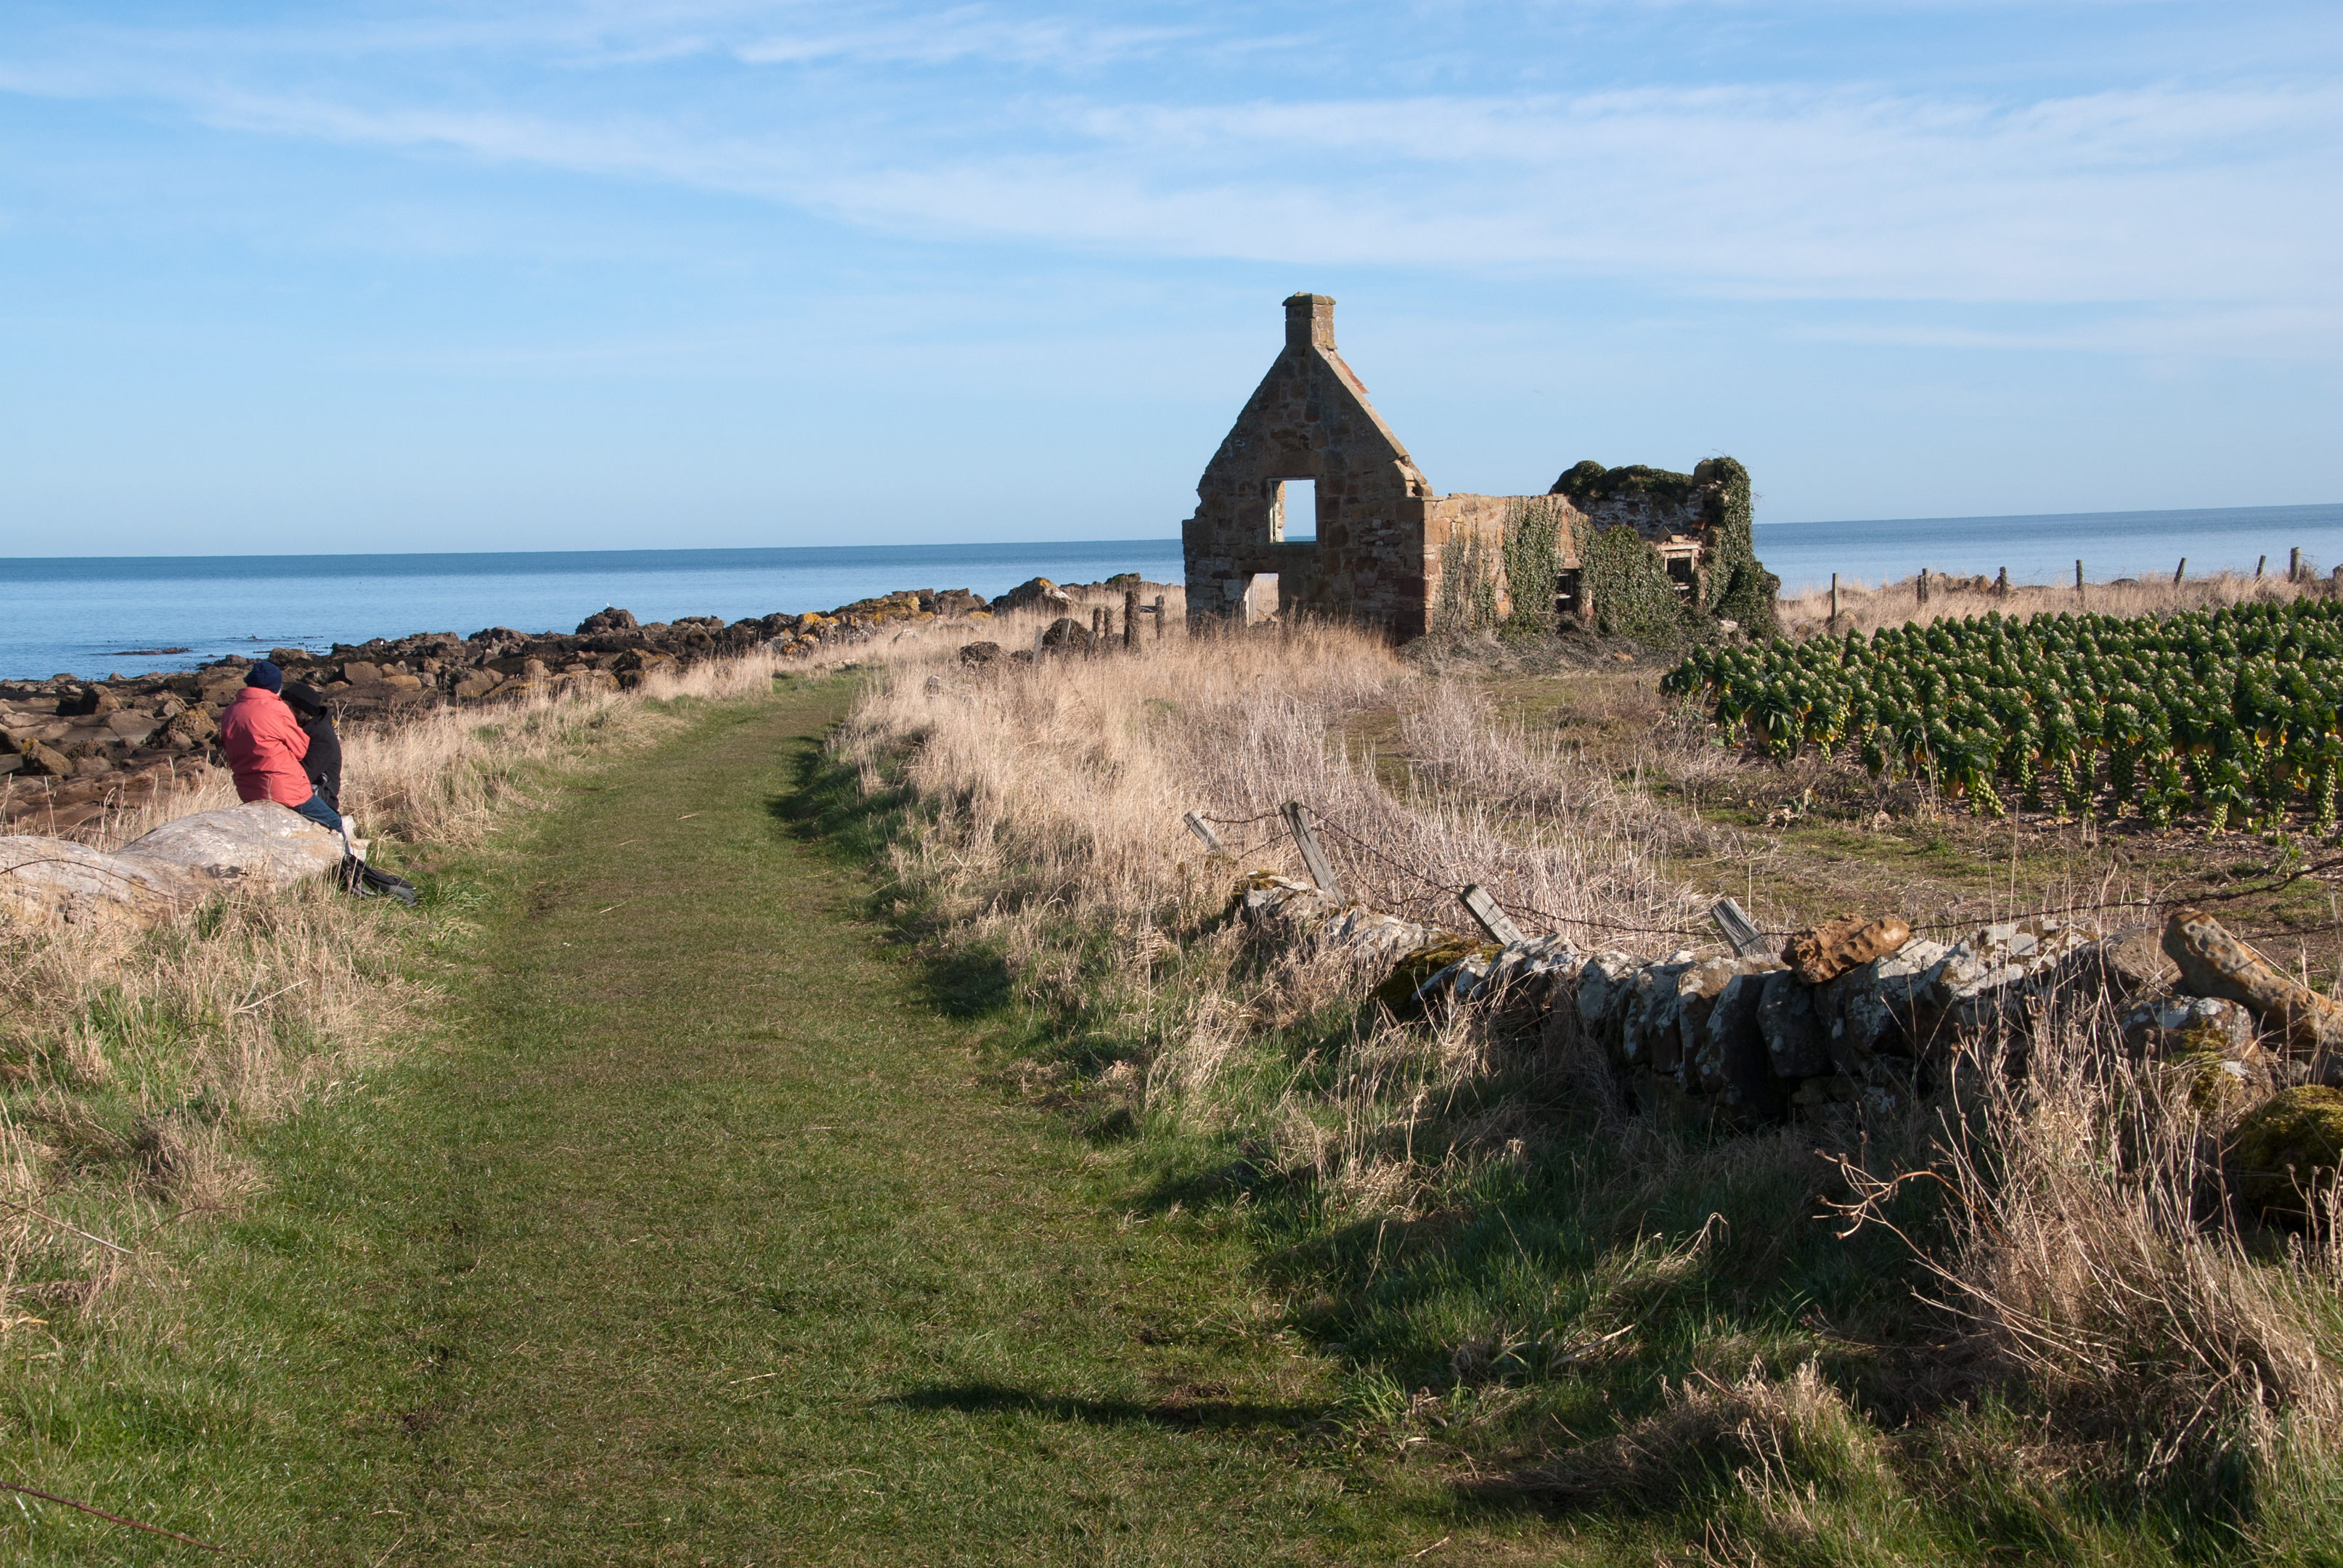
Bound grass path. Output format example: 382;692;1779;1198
44;682;1507;1564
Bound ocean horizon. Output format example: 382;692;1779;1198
5;502;2339;679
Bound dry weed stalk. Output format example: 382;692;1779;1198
1825;1000;2343;1477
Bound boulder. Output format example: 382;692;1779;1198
2164;907;2343;1055
995;577;1075;615
113;801;346;894
1782;913;1912;985
2233;1085;2343;1220
451;669;500;701
576;606;638;635
0;836;184;928
15;738;73;777
339;661;386;685
1040;618;1093;656
163;705;219;746
958;642;1003;669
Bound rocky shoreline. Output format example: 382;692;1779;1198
0;576;1168;833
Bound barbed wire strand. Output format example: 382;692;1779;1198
1199;799;2343;950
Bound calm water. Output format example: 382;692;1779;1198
4;504;2339;678
1;539;1186;679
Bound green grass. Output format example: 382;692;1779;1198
0;677;1527;1564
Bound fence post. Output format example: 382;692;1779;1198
2075;560;2085;604
1181;811;1225;854
2293;547;2302;583
1459;884;1524;946
2175;558;2186;585
1280;801;1342;899
1123;589;1138;650
1994;566;2009;597
1711;897;1768;958
2258;555;2267;579
1829;572;1838;629
1917;568;1929;606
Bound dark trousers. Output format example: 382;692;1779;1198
293;787;343;836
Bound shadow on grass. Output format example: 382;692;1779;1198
880;1381;1324;1434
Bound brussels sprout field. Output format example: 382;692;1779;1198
1663;598;2343;836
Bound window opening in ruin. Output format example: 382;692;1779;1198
1665;552;1696;597
1278;479;1317;541
1554;568;1584;625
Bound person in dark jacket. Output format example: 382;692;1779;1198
280;682;343;818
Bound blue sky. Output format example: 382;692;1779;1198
1;1;2336;555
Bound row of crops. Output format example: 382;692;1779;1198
1662;599;2343;834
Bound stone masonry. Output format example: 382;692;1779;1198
1183;294;1751;640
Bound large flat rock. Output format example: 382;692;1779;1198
1;802;345;930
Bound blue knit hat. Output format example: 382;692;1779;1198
245;661;283;693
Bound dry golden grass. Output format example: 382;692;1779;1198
1777;567;2334;640
840;602;2343;1525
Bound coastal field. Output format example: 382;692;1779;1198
4;579;2342;1560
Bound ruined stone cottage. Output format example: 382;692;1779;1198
1181;295;1775;642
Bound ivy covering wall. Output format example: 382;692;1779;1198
1432;527;1501;634
1550;454;1777;645
1499;495;1570;640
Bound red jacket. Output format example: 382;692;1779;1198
219;687;312;807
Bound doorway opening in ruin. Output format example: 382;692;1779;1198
1278;479;1316;541
1245;573;1279;622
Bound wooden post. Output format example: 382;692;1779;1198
2175;558;2186;585
1459;884;1523;946
1280;801;1342;899
1994;566;2009;597
1091;606;1107;646
2292;547;2302;582
2258;555;2267;579
1181;811;1224;854
1123;589;1138;650
2075;560;2085;596
1829;572;1838;629
1153;594;1166;640
1711;897;1768;958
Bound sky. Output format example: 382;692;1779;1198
0;1;2336;556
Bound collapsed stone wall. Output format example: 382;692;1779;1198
1234;875;2322;1156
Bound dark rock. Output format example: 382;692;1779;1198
576;606;638;635
55;684;121;718
958;642;1003;668
1758;969;1829;1077
17;739;73;777
1040;617;1093;656
2233;1085;2343;1220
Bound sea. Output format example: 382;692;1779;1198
4;502;2339;680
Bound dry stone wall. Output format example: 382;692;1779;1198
1235;874;2316;1140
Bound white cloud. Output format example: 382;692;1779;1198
0;4;2335;357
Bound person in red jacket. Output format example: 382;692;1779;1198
218;661;343;834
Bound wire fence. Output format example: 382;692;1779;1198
1198;804;2343;951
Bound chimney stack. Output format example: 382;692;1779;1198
1284;293;1335;351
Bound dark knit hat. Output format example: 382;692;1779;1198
245;660;284;693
